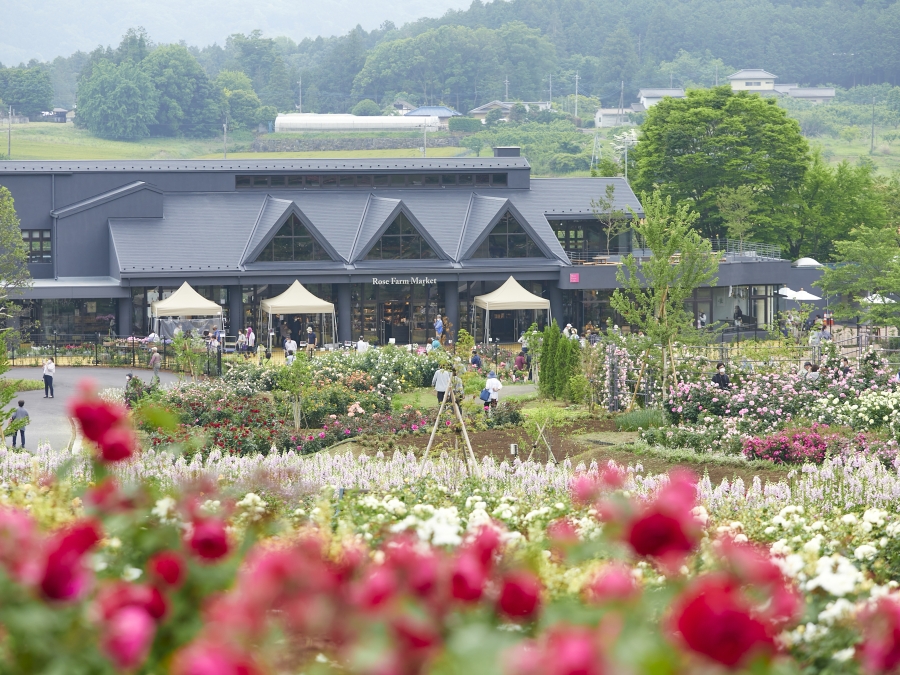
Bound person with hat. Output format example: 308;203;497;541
148;346;161;382
484;370;503;411
305;326;317;356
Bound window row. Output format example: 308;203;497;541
255;215;331;262
236;173;508;189
23;230;51;263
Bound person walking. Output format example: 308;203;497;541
10;400;28;449
434;315;444;345
236;330;247;352
42;357;55;398
306;326;317;356
247;326;256;350
284;334;298;358
432;362;451;404
149;347;161;382
712;362;730;390
484;370;503;411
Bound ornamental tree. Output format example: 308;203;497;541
631;86;809;240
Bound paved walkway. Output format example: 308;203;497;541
3;367;180;452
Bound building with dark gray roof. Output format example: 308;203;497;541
0;151;791;344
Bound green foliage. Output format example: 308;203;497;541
461;135;484;157
0;187;31;308
632;87;809;240
300;383;390;428
485;399;524;428
0;67;53;119
566;374;590;404
141;44;219;137
538;321;580;399
484;108;505;127
351;98;382;116
76;60;159;139
816;226;900;330
715;184;758;246
615;408;667;431
351;22;555;111
222;359;279;395
449;117;482;133
462;119;589;175
455;328;475;355
170;333;207;381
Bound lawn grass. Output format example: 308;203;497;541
811;133;900;174
2;378;43;392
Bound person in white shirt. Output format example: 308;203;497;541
483;370;502;410
42;358;55;398
357;336;369;353
247;327;256;349
431;364;451;404
284;336;298;355
285;350;296;366
237;330;247;351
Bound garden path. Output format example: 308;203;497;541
3;367;179;452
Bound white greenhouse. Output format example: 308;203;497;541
274;114;441;133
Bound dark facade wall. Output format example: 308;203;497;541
0;174;53;229
57;190;165;278
558;260;792;290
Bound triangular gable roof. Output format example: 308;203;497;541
459;199;555;260
151;282;223;317
456;194;506;259
350;197;449;262
728;69;778;80
51;181;162;218
468;100;511;114
242;196;343;264
474;276;550;310
260;280;335;314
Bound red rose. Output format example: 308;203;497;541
451;552;486;602
40;520;102;601
96;581;168;621
624;470;701;567
148;550;186;588
0;507;43;585
101;606;155;671
670;574;775;668
172;641;258;675
859;596;900;674
586;565;637;604
98;427;137;462
497;570;542;619
189;519;229;561
70;398;126;443
355;566;398;610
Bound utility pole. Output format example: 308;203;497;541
504;75;509;100
871;95;876;153
223;122;227;159
7;105;10;160
715;63;719;86
298;78;302;113
574;71;580;119
549;73;552;105
617;80;625;126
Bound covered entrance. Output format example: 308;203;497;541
379;300;411;345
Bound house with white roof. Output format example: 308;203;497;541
728;69;779;91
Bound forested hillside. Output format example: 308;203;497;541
3;0;900;117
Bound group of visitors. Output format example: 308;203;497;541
431;361;502;412
711;356;855;390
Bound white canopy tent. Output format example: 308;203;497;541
151;282;224;336
259;281;337;349
473;276;551;343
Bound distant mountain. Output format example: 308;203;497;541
0;0;473;64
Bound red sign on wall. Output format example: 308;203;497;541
569;273;580;283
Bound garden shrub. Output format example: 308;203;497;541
615;408;667;431
566;374;590;404
223;360;278;395
300;383;389;428
742;424;838;464
449;116;483;132
486;400;524;428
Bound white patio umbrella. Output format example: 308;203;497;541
793;289;821;301
862;293;896;304
778;287;798;299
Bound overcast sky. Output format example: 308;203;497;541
0;0;474;64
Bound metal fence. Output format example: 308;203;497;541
7;334;224;377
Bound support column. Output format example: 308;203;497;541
228;285;243;335
117;296;133;337
338;283;352;343
443;280;459;344
549;284;563;328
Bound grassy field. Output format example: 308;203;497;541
811;133;900;174
2;123;467;161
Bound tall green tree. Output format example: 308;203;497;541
76;60;158;139
141;45;219;137
611;190;718;405
0;187;32;316
599;23;639;93
0;68;53;118
632;86;809;240
765;153;887;261
716;185;758;250
815;227;900;330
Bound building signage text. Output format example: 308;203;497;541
371;277;437;286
